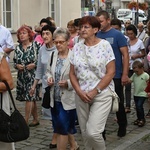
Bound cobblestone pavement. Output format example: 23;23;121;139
9;62;150;150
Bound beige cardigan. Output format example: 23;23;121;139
46;50;76;110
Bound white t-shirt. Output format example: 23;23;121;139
128;38;145;69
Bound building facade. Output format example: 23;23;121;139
0;0;148;43
0;0;81;43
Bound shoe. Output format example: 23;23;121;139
75;142;79;150
125;107;131;113
49;143;57;149
117;126;126;137
29;122;40;127
146;110;150;118
133;119;139;125
138;119;145;127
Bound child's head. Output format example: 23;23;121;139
132;61;144;75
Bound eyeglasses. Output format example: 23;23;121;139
53;41;66;45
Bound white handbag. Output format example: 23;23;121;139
109;88;120;113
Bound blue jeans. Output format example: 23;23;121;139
134;96;146;120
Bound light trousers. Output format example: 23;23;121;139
75;90;112;150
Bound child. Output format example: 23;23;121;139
129;61;149;127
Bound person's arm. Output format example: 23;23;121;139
3;30;14;54
87;60;116;101
0;57;14;92
131;49;145;59
3;48;13;54
120;46;129;85
29;79;39;96
30;48;43;95
69;64;82;94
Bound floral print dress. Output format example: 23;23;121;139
13;42;40;101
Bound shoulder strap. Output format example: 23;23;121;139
1;80;17;110
50;51;54;66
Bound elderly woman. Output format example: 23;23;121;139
69;16;116;150
46;28;78;150
0;50;14;149
13;25;41;125
30;25;58;148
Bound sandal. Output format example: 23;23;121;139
146;109;150;118
133;119;139;125
49;143;57;149
138;120;145;127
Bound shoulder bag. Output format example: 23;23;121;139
109;88;120;113
0;80;29;143
42;51;54;109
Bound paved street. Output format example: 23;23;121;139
9;61;150;150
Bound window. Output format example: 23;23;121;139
2;0;12;28
51;0;55;20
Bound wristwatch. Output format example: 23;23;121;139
96;87;102;94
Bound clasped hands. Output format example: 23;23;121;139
47;77;68;88
77;89;97;103
16;63;35;71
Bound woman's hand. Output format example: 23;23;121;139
47;77;54;86
86;89;97;102
29;87;35;96
77;90;92;103
16;64;24;71
59;80;68;88
26;63;35;70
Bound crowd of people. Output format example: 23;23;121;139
1;10;150;150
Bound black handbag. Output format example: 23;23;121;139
42;51;54;109
0;80;30;143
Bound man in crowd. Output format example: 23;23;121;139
96;11;129;137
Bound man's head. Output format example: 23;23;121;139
125;20;131;28
111;19;122;31
137;22;144;32
96;10;111;31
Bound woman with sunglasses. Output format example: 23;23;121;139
46;27;78;150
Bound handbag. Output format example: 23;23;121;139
42;51;54;109
0;80;30;143
109;88;120;113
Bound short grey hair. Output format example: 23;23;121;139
53;27;70;40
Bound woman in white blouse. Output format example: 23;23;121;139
69;16;115;150
125;24;146;113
